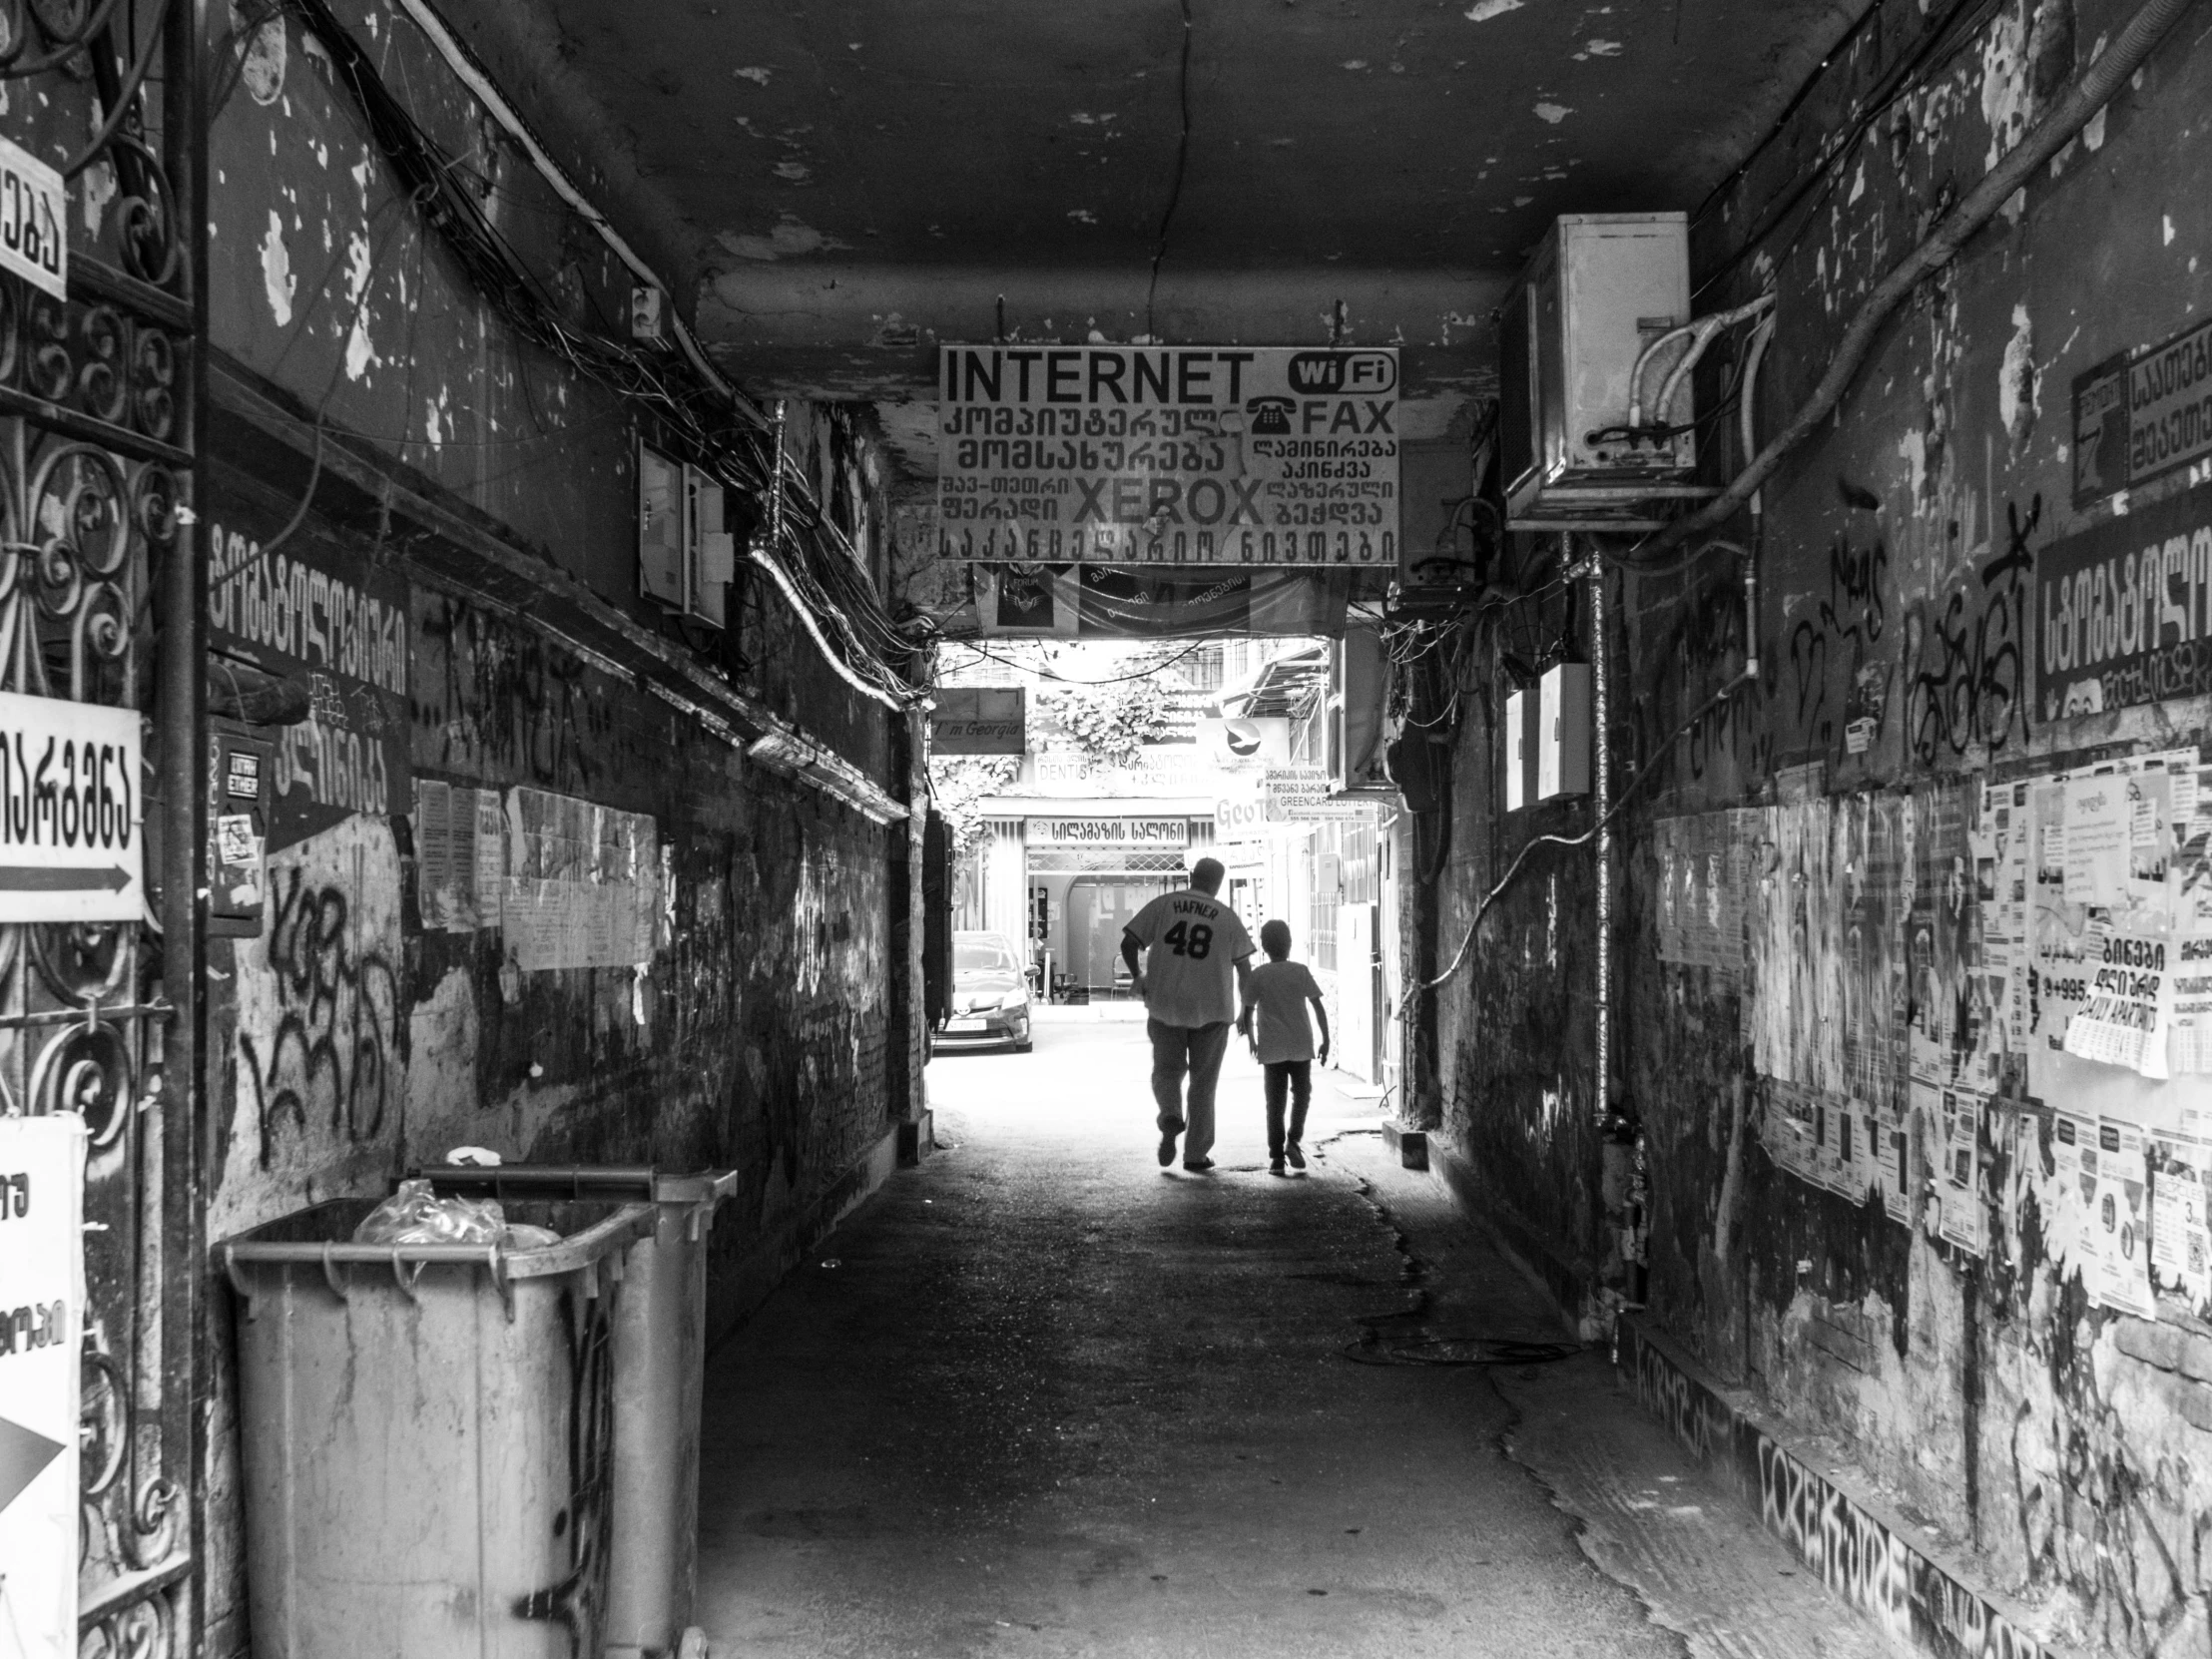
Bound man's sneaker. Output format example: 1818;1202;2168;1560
1183;1157;1216;1173
1157;1132;1179;1167
1285;1142;1307;1170
1269;1156;1287;1175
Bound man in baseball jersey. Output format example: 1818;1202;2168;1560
1120;856;1256;1172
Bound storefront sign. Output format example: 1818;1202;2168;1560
0;690;143;923
1215;785;1269;843
0;135;66;299
2037;478;2212;720
206;475;411;849
1264;765;1366;821
2075;317;2212;506
0;1113;83;1658
931;688;1027;755
1029;817;1190;848
936;345;1399;567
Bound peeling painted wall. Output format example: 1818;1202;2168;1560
196;6;911;1655
1429;4;2212;1654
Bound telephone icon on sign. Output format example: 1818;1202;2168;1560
1246;397;1294;435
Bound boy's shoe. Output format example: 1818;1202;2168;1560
1269;1156;1287;1175
1285;1142;1307;1170
1183;1157;1216;1173
1157;1132;1179;1167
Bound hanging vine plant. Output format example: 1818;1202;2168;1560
1038;682;1176;772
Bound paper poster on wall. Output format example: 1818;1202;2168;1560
415;781;503;933
2064;770;2131;908
1980;779;2032;1058
2089;1116;2158;1318
501;788;659;971
0;1112;84;1658
1920;1078;1985;1256
2062;920;2175;1078
1908;781;1981;1090
1842;795;1907;1107
2151;1113;2212;1308
2051;1106;2095;1274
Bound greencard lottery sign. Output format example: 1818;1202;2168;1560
936;345;1400;567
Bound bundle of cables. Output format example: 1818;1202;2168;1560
272;0;923;710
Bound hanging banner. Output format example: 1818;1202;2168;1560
0;1113;84;1658
936;345;1399;567
205;470;412;850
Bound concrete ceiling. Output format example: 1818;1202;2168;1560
519;0;1857;469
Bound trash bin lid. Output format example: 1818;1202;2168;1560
406;1164;739;1208
218;1198;658;1286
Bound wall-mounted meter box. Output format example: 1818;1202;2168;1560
1500;214;1695;523
1502;689;1536;812
1537;664;1592;801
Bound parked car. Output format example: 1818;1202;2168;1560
941;930;1034;1052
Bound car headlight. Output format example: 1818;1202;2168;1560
999;989;1028;1011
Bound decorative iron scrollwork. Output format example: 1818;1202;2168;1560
0;0;196;1649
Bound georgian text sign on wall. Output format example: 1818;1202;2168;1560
2074;316;2212;507
1028;817;1190;848
0;690;144;923
935;345;1400;567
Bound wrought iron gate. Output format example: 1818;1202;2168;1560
0;2;202;1653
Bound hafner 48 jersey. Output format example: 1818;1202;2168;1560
1124;888;1255;1027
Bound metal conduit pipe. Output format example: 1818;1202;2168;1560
1641;0;2199;560
1589;545;1613;1125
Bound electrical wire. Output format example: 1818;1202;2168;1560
1144;0;1196;344
1422;670;1754;991
281;0;920;705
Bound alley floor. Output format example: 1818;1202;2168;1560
695;1011;1891;1658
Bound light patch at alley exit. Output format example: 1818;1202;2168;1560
935;345;1399;566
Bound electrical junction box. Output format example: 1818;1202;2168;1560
1537;664;1592;801
1500;214;1699;527
1503;689;1536;812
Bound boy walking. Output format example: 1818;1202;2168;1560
1239;920;1331;1176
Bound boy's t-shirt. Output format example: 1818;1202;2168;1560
1124;887;1255;1028
1247;959;1323;1063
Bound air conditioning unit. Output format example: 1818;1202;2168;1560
1499;214;1711;529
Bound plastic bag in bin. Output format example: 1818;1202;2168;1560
352;1179;506;1246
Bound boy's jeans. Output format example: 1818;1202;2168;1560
1264;1060;1313;1158
1149;1017;1231;1162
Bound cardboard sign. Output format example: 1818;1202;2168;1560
0;1113;84;1657
936;345;1399;566
0;690;144;923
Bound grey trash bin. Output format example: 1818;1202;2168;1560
220;1197;656;1659
412;1166;737;1659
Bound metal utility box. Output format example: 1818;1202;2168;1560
1537;664;1592;800
1500;214;1695;524
1503;689;1536;812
